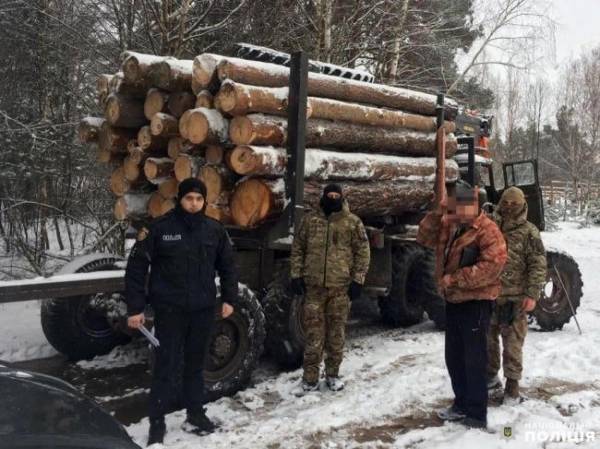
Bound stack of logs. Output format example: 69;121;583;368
79;51;460;228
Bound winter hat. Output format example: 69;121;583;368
323;183;343;197
499;187;526;206
177;177;207;203
454;180;476;203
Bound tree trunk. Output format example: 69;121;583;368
147;59;193;92
229;114;458;156
144;88;169;120
227;146;459;181
168;91;196;118
174;154;205;181
114;193;152;221
179;108;228;144
105;93;147;128
215;81;291;117
78;117;105;143
192;53;224;93
198;165;236;203
144;157;175;182
230;178;437;227
216;58;458;118
150;112;179;137
195;90;214;109
137;125;169;153
122;51;169;84
205;145;224;164
98;121;137;153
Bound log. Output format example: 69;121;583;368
98;121;137;154
168;91;196;118
97;147;125;164
304;97;455;133
97;74;113;106
195;90;214;109
174;154;204;181
167;136;200;159
148;192;165;218
158;177;179;199
126;139;139;153
228;114;458;157
79;117;105;143
205;145;224;165
114;193;152;221
144;88;169;120
226;146;460;182
105;94;147;128
217;57;458;118
230;178;438;227
215;80;291;117
123;148;148;182
179;108;228;144
137;125;169;153
110;166;151;196
122;52;168;84
198;165;235;204
147;59;193;92
159;197;176;216
192;53;223;93
144;157;174;182
150;112;179;138
205;204;232;224
108;72;148;98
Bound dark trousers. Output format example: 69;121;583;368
149;306;216;419
445;300;493;422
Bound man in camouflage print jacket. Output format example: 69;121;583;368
290;183;370;394
487;187;547;403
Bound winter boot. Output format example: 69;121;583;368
503;378;521;405
487;374;502;390
326;376;345;392
460;416;487;429
184;409;217;435
147;417;166;446
293;380;319;397
437;404;467;421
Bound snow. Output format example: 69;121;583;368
198;107;229;142
0;269;124;288
124;221;600;448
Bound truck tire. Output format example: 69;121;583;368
531;250;583;331
41;255;130;361
204;283;266;401
261;265;305;368
378;243;436;327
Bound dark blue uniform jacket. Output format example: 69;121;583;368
125;208;238;315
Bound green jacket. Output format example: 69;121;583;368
290;202;371;288
493;203;547;302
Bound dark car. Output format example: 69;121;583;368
0;362;140;449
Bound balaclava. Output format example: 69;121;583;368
320;183;343;216
498;186;526;219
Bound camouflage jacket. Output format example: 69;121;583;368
417;211;507;303
290;202;371;288
493;203;547;302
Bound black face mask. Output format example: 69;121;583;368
175;203;204;228
320;196;343;216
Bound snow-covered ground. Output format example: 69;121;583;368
126;222;600;448
1;222;599;447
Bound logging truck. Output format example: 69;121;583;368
0;47;583;403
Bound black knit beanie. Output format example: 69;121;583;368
177;178;207;203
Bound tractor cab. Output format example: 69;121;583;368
454;111;545;231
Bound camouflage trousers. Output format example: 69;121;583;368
302;285;350;384
487;302;528;380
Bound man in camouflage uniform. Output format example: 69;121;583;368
487;187;547;403
290;183;370;395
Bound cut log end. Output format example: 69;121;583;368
204;145;224;164
215;83;239;114
150;113;179;137
137;126;153;149
122;57;141;83
228;146;259;175
229;116;253;145
174;155;194;181
195;90;214;109
168;91;196;118
105;95;121;125
148;192;164;218
186;111;209;144
144;88;169;120
230;179;277;227
158;178;179;199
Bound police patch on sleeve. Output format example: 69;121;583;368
137;227;150;241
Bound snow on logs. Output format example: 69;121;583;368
81;50;460;224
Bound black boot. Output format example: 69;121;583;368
147;417;166;446
185;409;217;435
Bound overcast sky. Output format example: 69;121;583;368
551;0;600;64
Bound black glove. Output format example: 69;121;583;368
290;277;306;296
348;281;363;301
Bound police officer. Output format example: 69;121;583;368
125;178;238;445
487;187;547;403
290;184;370;395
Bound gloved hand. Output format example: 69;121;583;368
348;281;363;301
290;277;306;296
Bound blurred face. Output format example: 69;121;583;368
180;192;205;213
326;191;342;200
499;199;523;217
447;193;479;224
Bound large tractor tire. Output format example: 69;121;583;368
41;254;130;361
261;264;305;369
204;282;266;401
531;250;583;331
379;243;442;328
